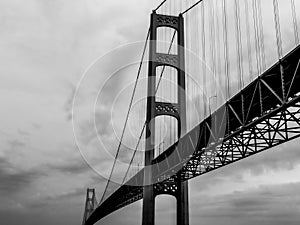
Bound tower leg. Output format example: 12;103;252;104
177;12;189;225
142;184;155;225
142;11;156;225
177;181;189;225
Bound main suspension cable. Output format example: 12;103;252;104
100;29;150;203
182;0;204;15
154;0;169;12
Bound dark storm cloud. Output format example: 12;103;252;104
47;160;89;175
18;129;30;137
219;139;299;177
32;123;41;129
190;170;245;193
0;157;42;194
1;1;299;225
41;143;97;175
189;139;300;195
27;187;86;209
190;182;300;225
231;140;300;175
7;139;26;149
47;188;85;203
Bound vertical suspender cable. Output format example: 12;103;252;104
257;0;266;70
209;0;217;109
245;0;253;79
187;9;192;127
215;0;222;104
201;3;207;118
195;5;200;123
234;0;244;89
154;0;169;12
252;0;261;75
291;0;299;45
273;0;283;59
222;0;230;100
272;0;285;101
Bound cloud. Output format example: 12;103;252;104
187;139;300;198
32;123;41;129
212;138;300;178
0;1;299;225
189;182;300;225
27;187;86;209
77;110;113;146
18;129;30;137
0;157;43;194
63;83;76;121
229;139;300;176
7;139;26;149
47;159;89;175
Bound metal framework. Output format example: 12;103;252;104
82;189;97;225
143;11;188;225
84;43;300;225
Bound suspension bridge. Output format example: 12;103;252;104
82;0;300;224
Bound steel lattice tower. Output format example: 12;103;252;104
142;11;189;225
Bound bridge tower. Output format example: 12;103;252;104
82;188;97;225
143;12;189;225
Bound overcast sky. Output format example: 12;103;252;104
1;0;300;225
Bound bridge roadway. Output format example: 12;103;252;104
85;44;300;225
